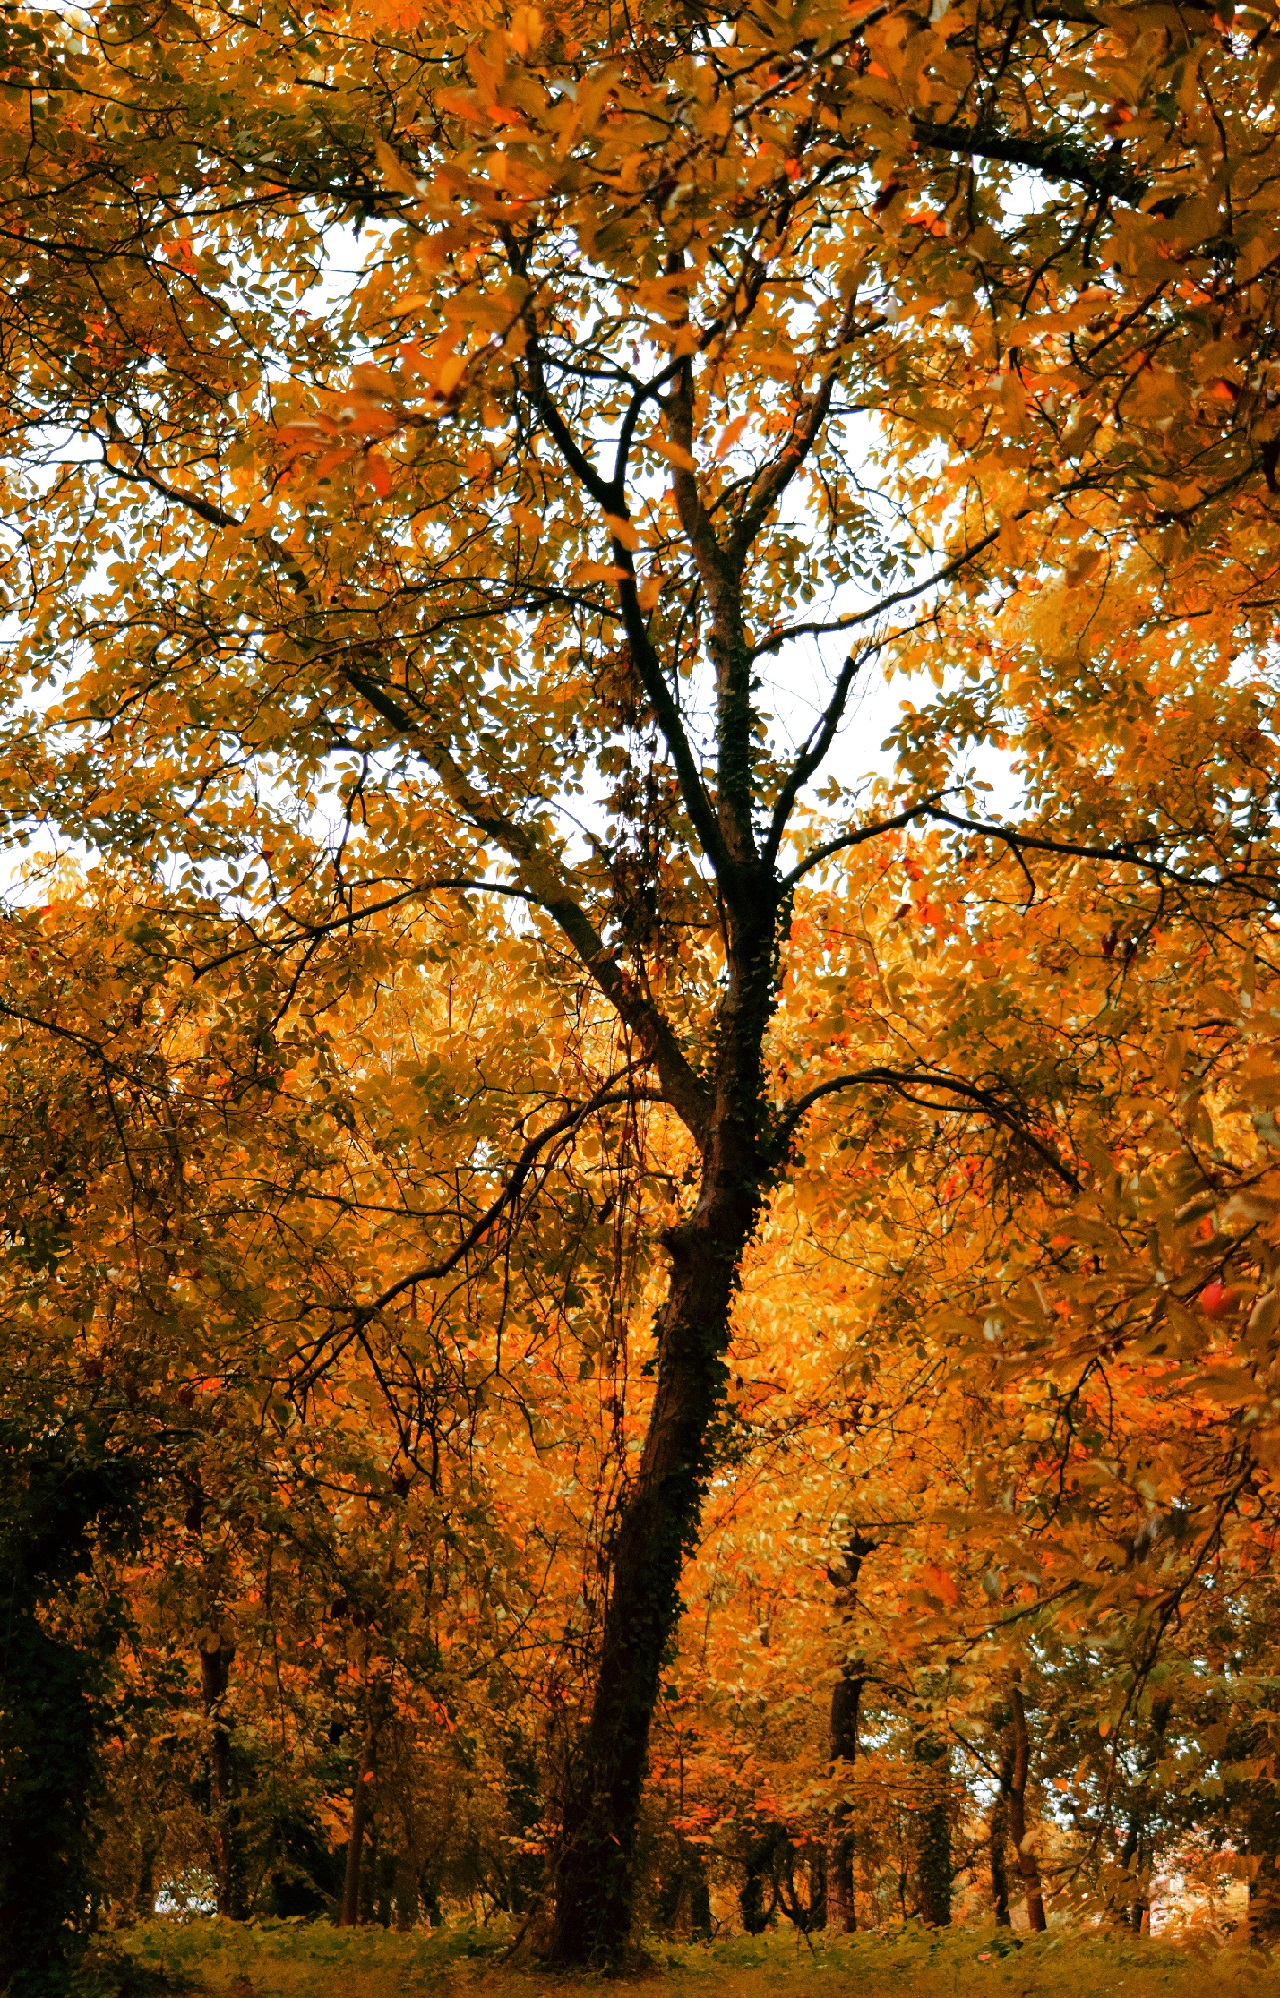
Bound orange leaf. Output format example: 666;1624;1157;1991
921;1561;960;1608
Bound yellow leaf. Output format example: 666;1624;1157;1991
649;434;697;474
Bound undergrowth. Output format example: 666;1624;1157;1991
112;1920;1276;1998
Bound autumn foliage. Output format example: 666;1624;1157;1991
2;0;1280;1984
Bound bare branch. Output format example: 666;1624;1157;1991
764;641;880;867
189;880;538;980
348;1078;667;1318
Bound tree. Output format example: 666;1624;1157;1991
649;805;1280;1935
0;1412;142;1993
0;877;629;1941
2;0;1280;1960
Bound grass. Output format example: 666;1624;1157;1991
106;1920;1275;1998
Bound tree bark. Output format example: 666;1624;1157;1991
340;1720;378;1927
200;1633;242;1920
1006;1680;1047;1933
827;1669;865;1932
548;896;777;1965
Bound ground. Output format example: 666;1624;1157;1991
92;1922;1274;1998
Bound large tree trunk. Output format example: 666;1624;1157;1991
200;1633;242;1920
548;902;776;1965
548;1183;758;1960
1006;1681;1047;1933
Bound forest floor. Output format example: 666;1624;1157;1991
99;1920;1275;1998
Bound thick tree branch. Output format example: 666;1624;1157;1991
101;433;714;1139
925;807;1277;898
613;355;684;494
908;118;1147;206
512;293;728;879
752;526;1003;659
782;796;950;889
787;799;1277;901
341;664;713;1145
520;310;616;514
727;293;862;569
607;545;735;882
665;356;757;867
775;1065;1078;1189
100;436;240;532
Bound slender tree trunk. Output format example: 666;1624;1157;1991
135;1830;159;1921
500;1729;543;1915
418;1867;442;1927
807;1843;828;1931
990;1791;1011;1928
549;905;776;1966
370;1834;392;1928
989;1725;1015;1926
1119;1809;1147;1933
1246;1775;1280;1944
740;1823;783;1934
827;1669;865;1932
340;1720;378;1927
912;1736;952;1927
1119;1695;1169;1934
688;1854;712;1942
656;1843;712;1939
200;1633;242;1920
1006;1681;1047;1933
1250;1851;1280;1942
393;1849;418;1932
